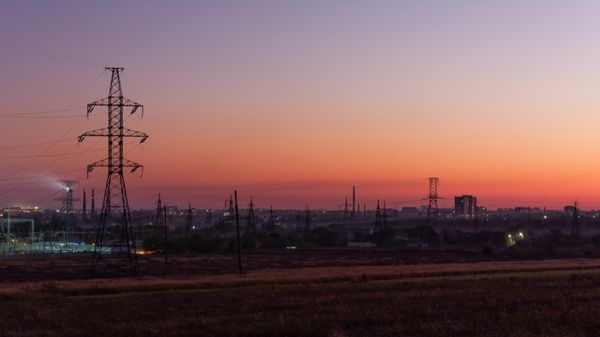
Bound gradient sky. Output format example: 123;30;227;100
2;1;600;210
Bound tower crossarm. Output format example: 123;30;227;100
85;158;144;176
87;97;144;116
78;127;148;143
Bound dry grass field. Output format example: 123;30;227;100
1;252;600;336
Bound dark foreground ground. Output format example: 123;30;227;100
0;247;594;281
1;252;600;336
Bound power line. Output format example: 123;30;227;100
0;38;104;68
0;147;103;159
0;139;73;151
0;114;82;119
0;106;83;116
0;116;88;194
82;67;148;272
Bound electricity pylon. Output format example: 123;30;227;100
426;177;439;223
55;180;79;243
79;67;148;272
246;196;256;233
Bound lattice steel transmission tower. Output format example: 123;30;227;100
571;200;580;236
246;196;256;233
426;177;439;223
56;180;78;215
267;206;275;233
186;203;193;234
78;67;148;271
155;193;163;232
374;199;382;233
303;204;311;239
55;180;79;242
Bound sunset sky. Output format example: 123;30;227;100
2;1;600;210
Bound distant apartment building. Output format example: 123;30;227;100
454;195;477;218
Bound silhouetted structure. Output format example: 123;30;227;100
351;186;356;219
91;188;96;220
155;193;163;232
343;196;350;223
82;189;87;222
55;180;79;242
246;196;256;233
304;204;311;239
455;195;477;218
185;203;193;233
572;201;580;236
267;206;275;233
374;199;382;233
426;177;439;223
79;67;148;271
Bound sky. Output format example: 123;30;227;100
2;0;600;210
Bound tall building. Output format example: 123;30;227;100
454;195;477;218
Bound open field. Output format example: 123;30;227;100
2;253;600;336
0;247;594;282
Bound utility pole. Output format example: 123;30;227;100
163;205;168;266
234;190;242;274
79;67;148;272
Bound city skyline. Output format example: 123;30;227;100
3;1;600;209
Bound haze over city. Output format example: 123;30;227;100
3;1;600;210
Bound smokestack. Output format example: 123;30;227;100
82;189;87;222
91;189;96;220
352;186;356;218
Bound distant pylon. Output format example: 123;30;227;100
382;200;387;232
56;180;78;214
186;203;193;234
55;180;79;242
79;67;148;271
246;196;256;233
304;204;311;239
227;195;234;215
374;199;382;233
426;177;439;223
572;200;580;236
155;193;163;232
267;206;275;233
